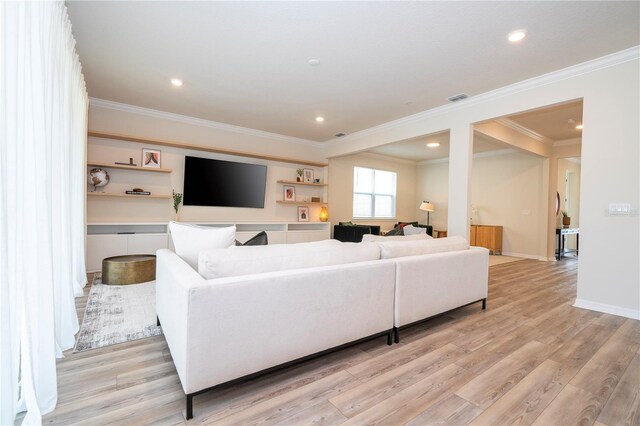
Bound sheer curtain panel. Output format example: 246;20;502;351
0;1;88;424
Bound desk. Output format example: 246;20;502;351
556;228;579;260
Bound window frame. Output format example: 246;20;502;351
352;166;397;219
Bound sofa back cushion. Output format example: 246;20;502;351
169;222;236;269
199;239;381;279
362;233;432;242
377;236;469;259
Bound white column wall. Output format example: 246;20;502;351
447;124;473;238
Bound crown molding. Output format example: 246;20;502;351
553;138;582;147
324;46;640;147
89;98;324;149
494;118;554;145
417;148;519;165
355;151;420;166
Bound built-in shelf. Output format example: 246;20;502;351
87;192;171;199
277;180;328;187
276;200;327;205
88;131;328;167
87;161;173;173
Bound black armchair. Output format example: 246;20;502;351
333;224;381;242
395;221;433;237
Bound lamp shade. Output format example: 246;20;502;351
419;201;434;212
319;206;329;222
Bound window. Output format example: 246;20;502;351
353;166;397;218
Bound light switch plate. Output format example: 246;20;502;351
609;203;632;215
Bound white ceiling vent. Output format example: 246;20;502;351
447;93;469;102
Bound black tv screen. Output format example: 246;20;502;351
183;156;267;208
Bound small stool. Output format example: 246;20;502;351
102;254;156;285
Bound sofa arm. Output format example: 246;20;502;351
155;249;206;392
393;247;489;328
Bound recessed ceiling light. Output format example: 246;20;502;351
315;116;325;123
575;124;583;130
308;59;320;66
170;78;183;87
507;29;527;43
426;142;440;148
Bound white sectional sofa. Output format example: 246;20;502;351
156;228;488;419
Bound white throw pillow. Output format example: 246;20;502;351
169;222;236;269
362;233;432;242
402;225;427;236
199;240;381;279
378;236;469;259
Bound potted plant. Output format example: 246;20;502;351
296;168;304;182
561;210;571;228
172;190;183;221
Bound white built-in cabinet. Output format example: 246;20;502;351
86;222;331;272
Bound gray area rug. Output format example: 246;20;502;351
74;273;162;352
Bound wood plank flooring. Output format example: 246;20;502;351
39;257;640;425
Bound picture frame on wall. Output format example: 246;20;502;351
283;185;296;201
303;168;314;183
142;148;161;168
297;206;310;222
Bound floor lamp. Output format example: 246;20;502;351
419;201;435;227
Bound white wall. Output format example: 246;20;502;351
328;153;417;231
323;50;640;318
87;101;327;224
416;161;449;231
418;151;548;259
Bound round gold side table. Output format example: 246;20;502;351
102;254;156;285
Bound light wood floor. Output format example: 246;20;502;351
40;258;640;425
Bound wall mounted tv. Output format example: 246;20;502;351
183;156;267;208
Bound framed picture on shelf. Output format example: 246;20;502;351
283;185;296;201
297;206;310;222
142;148;161;168
303;168;314;183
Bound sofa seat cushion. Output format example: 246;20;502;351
199;239;381;279
377;236;469;259
169;222;236;269
362;233;432;242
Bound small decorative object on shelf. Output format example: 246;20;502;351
314;178;321;184
125;189;151;195
298;206;310;222
561;210;571;228
311;196;321;203
296;168;304;182
115;157;137;166
303;168;314;183
142;148;161;168
173;190;183;221
283;185;296;201
88;167;110;192
319;206;329;222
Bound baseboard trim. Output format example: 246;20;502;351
573;298;640;320
501;251;549;261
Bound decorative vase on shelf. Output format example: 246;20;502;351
174;212;179;222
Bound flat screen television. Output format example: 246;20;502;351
183;156;267;208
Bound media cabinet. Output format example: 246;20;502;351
86;222;332;272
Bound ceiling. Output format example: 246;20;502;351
508;101;584;141
368;131;513;162
367;100;584;161
67;1;639;142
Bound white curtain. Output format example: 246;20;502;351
0;1;88;424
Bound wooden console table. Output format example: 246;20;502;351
556;228;579;260
470;225;503;255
